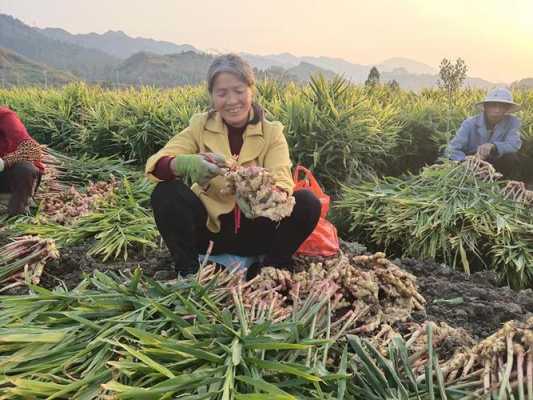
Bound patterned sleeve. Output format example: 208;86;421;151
3;139;43;168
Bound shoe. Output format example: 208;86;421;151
174;262;199;278
153;270;177;281
245;262;263;281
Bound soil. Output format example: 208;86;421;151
2;238;532;342
1;241;176;295
399;258;533;340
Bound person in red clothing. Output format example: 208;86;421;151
0;107;45;216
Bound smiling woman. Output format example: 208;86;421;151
144;54;321;279
207;56;254;128
211;72;252;128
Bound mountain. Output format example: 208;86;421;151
287;62;336;81
255;62;336;83
511;78;533;89
378;57;437;75
267;52;302;67
115;51;214;86
38;27;198;59
243;53;369;82
240;52;294;70
0;14;118;80
0;12;502;90
300;56;371;81
115;52;335;87
380;70;495;91
0;47;75;86
247;52;303;68
242;53;496;90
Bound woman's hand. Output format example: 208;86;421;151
477;143;495;160
0;157;4;172
172;153;226;185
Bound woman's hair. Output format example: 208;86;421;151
207;53;255;93
206;54;263;124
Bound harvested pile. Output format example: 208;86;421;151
0;148;145;287
0;150;150;286
198;251;427;354
345;318;533;399
1;260;529;399
439;318;533;397
465;156;533;205
338;158;533;289
403;320;476;359
200;252;501;359
199;254;533;398
38;179;117;223
42;146;137;185
0;269;348;399
250;253;424;329
10;178;157;262
0;236;59;292
463;155;503;182
223;165;295;221
503;180;533;205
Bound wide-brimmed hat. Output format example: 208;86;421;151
476;87;521;113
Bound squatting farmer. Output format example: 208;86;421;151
0;107;44;216
145;54;321;280
447;87;522;176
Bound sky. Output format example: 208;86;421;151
1;0;532;83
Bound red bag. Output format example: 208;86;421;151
293;166;340;257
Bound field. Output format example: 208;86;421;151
0;79;532;399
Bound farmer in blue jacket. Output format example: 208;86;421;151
447;88;522;176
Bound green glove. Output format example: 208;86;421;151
173;153;225;186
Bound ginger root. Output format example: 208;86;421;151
223;165;295;221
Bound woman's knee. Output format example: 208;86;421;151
10;161;38;179
151;180;206;224
292;189;321;224
151;180;190;212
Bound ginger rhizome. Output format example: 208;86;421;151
223;165;295;221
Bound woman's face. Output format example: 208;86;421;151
484;102;511;124
211;72;253;128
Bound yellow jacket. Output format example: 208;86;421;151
145;111;293;233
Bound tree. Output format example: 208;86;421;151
386;79;400;91
365;66;380;87
438;58;468;96
438;58;468;131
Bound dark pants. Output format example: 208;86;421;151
487;153;518;178
0;161;40;216
151;180;321;274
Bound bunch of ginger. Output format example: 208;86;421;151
223;164;295;221
39;179;117;224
